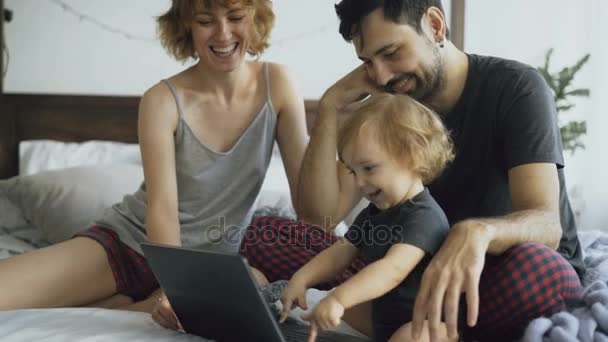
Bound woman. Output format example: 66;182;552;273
0;0;308;330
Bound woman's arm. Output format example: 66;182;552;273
138;83;181;246
268;63;308;211
331;243;426;309
292;238;360;287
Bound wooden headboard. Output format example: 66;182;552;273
0;93;319;179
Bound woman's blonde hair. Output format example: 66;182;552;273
338;94;454;184
157;0;274;62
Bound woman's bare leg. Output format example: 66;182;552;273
342;301;374;338
120;266;270;313
0;237;117;310
121;288;163;312
86;294;134;309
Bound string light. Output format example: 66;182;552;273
49;0;157;43
49;0;335;48
271;24;334;48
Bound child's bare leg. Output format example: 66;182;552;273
388;320;455;342
342;300;374;338
0;237;117;309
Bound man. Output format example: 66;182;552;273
295;0;583;340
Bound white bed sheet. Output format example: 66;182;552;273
0;308;207;342
2;231;607;341
0;291;368;342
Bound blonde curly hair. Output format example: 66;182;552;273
338;94;455;184
157;0;274;62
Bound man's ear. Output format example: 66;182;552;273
423;7;447;46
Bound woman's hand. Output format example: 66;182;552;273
251;267;270;287
280;277;309;322
151;291;182;330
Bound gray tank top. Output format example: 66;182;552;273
95;63;277;255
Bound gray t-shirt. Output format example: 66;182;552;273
345;188;449;341
428;54;584;277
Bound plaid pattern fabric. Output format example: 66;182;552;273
470;242;582;341
75;226;159;301
240;216;366;290
242;217;583;341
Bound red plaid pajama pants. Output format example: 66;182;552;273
75;226;159;302
240;216;583;341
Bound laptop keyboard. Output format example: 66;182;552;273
269;298;368;341
280;321;369;342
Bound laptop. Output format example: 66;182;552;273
141;243;371;342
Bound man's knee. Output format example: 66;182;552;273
497;242;582;306
473;242;582;340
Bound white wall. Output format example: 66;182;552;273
583;0;608;231
4;0;182;96
465;0;608;230
3;0;360;98
8;1;604;229
3;0;451;99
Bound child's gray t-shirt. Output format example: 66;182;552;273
344;188;450;340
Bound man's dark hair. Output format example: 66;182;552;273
335;0;449;42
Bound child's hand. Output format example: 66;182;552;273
279;278;308;323
302;295;344;341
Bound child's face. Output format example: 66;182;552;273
341;127;420;210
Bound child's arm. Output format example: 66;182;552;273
331;243;426;309
280;238;360;320
291;238;360;287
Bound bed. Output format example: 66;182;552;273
1;93;608;341
0;93;348;341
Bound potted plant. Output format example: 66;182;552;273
537;49;591;222
537;48;591;153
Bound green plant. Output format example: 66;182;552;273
537;48;591;153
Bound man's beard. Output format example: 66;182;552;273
385;43;444;102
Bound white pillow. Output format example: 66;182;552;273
257;154;293;210
4;164;144;244
257;154;358;237
19;140;142;176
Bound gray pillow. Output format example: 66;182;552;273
3;164;144;244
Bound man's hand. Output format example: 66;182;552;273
411;221;494;341
303;296;345;342
320;65;381;113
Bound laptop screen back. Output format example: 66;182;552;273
141;243;285;342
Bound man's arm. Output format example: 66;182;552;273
412;163;562;341
296;66;378;228
464;162;562;253
296;102;361;228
